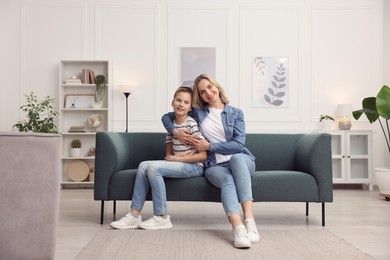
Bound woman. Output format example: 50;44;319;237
162;74;259;248
111;86;207;230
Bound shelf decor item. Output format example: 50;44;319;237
88;114;102;132
13;92;59;133
70;139;82;157
67;160;89;182
92;75;107;108
353;85;390;200
319;115;334;130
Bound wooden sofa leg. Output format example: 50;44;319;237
306;202;309;216
100;200;104;225
113;200;116;215
322;202;325;226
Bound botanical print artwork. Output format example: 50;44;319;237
252;57;289;108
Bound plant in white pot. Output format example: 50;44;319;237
92;74;107;108
319;115;335;130
353;85;390;200
70;139;82;157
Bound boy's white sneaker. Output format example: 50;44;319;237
139;215;173;230
233;224;251;248
110;213;142;229
245;219;260;243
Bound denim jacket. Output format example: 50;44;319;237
161;104;255;167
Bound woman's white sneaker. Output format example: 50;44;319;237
139;215;173;230
244;219;260;243
233;224;251;248
110;213;142;229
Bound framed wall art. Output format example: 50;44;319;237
252;57;289;108
64;94;95;108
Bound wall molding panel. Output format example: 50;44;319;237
239;6;303;122
95;4;159;124
20;3;86;108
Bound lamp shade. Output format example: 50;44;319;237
119;84;134;94
335;104;353;118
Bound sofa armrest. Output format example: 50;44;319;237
94;132;131;200
295;133;333;202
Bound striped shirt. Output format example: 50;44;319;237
166;116;204;166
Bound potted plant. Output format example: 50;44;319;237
70;139;82;157
13;92;59;133
92;74;107;108
353;85;390;200
319;115;335;130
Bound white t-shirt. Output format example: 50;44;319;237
200;107;232;164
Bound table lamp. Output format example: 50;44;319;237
336;104;353;130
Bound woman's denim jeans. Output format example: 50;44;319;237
131;160;203;216
204;153;255;217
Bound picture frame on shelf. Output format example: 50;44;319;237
64;94;95;108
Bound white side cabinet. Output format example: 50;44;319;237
323;130;372;190
59;60;111;187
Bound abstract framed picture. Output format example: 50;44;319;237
180;47;216;87
252;57;289;108
64;94;95;108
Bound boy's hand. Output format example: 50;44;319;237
165;150;194;161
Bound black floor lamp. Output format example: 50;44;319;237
119;85;133;133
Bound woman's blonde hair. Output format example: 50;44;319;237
192;74;229;108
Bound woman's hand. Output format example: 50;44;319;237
172;129;192;144
187;136;210;151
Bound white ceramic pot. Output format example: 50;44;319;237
374;167;390;200
321;120;333;130
91;100;103;108
70;148;81;157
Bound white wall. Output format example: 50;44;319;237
1;0;388;167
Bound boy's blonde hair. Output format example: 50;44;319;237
192;74;229;108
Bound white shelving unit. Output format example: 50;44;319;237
323;130;372;190
59;60;111;187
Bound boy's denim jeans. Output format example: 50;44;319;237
131;160;203;215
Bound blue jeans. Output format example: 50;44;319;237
131;160;203;216
204;153;255;217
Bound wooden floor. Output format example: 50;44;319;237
55;187;390;260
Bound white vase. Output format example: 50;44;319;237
321;120;333;130
91;100;103;108
70;148;81;157
374;167;390;200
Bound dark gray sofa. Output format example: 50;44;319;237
94;132;333;226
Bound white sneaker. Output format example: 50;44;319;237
233;224;251;248
139;215;173;230
110;213;142;229
245;219;260;243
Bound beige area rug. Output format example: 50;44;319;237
76;229;372;260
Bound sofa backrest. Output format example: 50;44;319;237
127;133;302;171
246;134;303;171
127;133;167;168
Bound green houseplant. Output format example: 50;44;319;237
353;85;390;200
70;139;82;157
13;92;59;133
94;75;107;107
319;115;335;130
